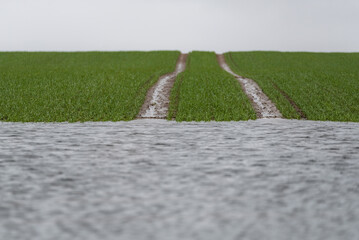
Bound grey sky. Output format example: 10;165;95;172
1;0;359;52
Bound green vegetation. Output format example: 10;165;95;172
0;51;179;122
226;52;359;122
168;51;256;121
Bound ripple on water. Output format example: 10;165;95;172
0;119;359;240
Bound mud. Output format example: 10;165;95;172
217;54;282;119
138;54;188;119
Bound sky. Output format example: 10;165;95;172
1;0;359;52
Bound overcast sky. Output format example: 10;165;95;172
1;0;359;52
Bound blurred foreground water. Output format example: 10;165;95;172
1;119;359;240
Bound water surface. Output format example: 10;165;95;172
1;119;359;240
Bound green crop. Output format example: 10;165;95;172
168;51;256;121
225;52;359;122
0;51;179;122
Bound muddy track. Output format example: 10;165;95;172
217;54;282;119
271;82;307;119
138;54;188;119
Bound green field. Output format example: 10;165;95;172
225;52;359;122
0;51;179;122
1;51;358;122
168;51;256;121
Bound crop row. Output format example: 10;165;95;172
168;51;256;121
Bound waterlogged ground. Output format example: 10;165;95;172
1;119;359;240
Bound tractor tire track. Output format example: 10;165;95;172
138;54;187;119
271;82;307;119
217;54;282;119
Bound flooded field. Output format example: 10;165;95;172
1;119;359;240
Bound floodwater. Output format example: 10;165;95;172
1;119;359;240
